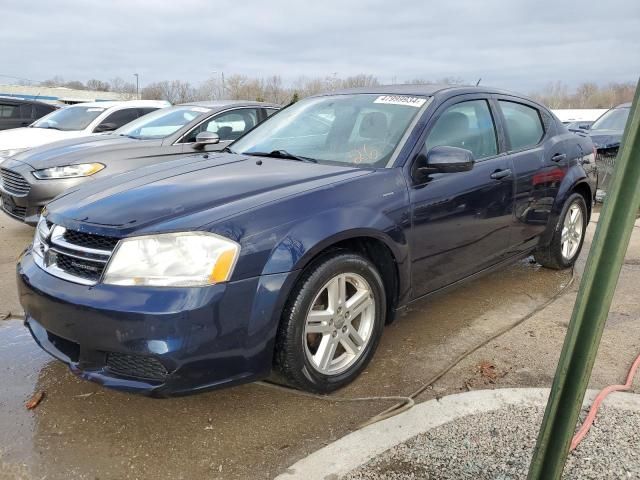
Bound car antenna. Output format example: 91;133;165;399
475;78;482;86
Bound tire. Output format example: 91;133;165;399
534;193;588;270
274;252;386;393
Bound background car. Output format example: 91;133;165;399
17;85;596;395
0;100;169;159
0;100;278;224
565;120;594;132
587;102;631;201
0;97;57;131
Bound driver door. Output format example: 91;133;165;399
408;96;515;298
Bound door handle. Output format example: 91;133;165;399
551;153;567;162
490;168;512;180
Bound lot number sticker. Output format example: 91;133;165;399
374;95;427;108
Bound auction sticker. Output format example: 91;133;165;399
374;95;427;107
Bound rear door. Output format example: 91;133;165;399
407;94;515;297
494;97;561;251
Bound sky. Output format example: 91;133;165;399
1;0;638;93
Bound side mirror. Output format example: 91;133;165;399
193;131;220;149
415;145;475;180
94;122;118;133
579;124;591;130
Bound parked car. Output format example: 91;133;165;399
0;97;57;132
17;85;596;396
587;102;631;202
565;120;594;132
0;100;169;160
0;101;278;224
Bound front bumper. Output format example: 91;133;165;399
1;159;89;225
17;249;294;396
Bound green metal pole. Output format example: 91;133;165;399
528;78;640;479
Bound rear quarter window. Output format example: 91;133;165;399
499;101;545;151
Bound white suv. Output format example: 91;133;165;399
0;100;170;159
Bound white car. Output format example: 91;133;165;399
0;100;170;158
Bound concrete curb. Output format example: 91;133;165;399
276;387;640;480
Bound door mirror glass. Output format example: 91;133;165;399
194;131;220;149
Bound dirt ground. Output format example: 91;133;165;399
0;210;638;480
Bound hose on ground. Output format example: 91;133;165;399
570;351;640;450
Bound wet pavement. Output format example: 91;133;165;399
0;213;573;480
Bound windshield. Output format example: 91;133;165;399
32;106;106;131
591;107;630;131
230;94;428;167
115;106;210;139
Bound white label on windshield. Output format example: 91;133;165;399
87;108;105;112
374;95;426;108
191;107;211;113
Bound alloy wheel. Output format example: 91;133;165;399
561;203;584;261
303;272;375;375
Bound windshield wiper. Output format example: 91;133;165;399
222;146;235;154
244;150;318;163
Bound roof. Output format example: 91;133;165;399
178;100;281;108
318;84;526;98
0;95;57;107
63;100;170;109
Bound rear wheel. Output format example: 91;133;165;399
534;193;587;269
274;253;386;393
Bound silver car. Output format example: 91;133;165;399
0;100;279;225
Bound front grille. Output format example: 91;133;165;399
106;352;168;381
0;168;30;196
56;252;105;282
63;229;120;251
595;147;619;195
1;193;26;219
33;222;119;286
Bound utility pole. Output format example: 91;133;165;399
134;73;139;100
528;78;640;479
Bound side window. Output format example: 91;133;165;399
138;107;159;117
35;104;54;117
498;101;544;151
98;108;140;130
20;104;34;119
265;108;278;117
425;99;498;160
0;104;19;118
182;108;259;143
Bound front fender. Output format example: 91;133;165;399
262;206;409;274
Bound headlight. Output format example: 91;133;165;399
32;163;105;179
0;148;27;158
102;232;240;287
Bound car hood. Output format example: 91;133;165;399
589;129;623;150
0;127;87;151
47;153;369;232
11;134;160;168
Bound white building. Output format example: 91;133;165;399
0;84;129;105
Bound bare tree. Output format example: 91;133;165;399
141;80;196;103
86;79;111;92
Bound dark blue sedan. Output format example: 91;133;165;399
17;85;596;395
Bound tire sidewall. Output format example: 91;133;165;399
284;254;386;392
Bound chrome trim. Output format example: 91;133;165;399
50;225;113;256
31;221;115;286
32;253;96;286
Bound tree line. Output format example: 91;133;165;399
32;75;636;108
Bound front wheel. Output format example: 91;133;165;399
274;253;386;393
534;193;588;269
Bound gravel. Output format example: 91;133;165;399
343;405;640;479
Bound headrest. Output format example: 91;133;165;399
359;111;388;139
